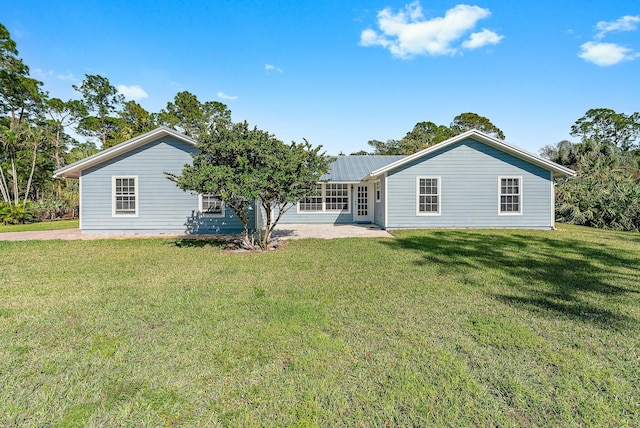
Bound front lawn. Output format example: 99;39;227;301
0;225;638;426
0;219;79;233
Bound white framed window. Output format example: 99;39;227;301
375;181;381;202
416;176;440;216
325;183;349;212
199;194;225;217
299;184;323;212
298;183;351;213
499;176;522;215
112;176;138;217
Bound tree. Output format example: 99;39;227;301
0;122;50;206
570;108;640;151
550;108;640;232
0;24;44;129
43;98;86;196
368;139;402;155
158;91;230;139
364;112;505;156
556;151;639;231
450;112;505;139
170;118;330;249
540;140;580;170
117;100;156;141
73;74;124;148
399;121;454;153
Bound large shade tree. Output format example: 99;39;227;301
170;118;330;249
450;112;505;140
158;91;230;139
73;74;124;148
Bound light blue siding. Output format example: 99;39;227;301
373;178;385;227
386;139;554;229
80;137;252;234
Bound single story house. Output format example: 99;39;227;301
53;126;575;234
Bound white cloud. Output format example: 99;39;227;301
462;28;503;49
359;2;502;58
32;68;53;79
216;91;238;100
578;14;640;66
265;64;283;73
56;72;78;82
595;15;640;39
117;85;148;100
578;41;640;66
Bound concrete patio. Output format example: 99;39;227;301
0;224;393;242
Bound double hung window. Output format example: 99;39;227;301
499;177;522;214
417;177;440;215
113;177;137;216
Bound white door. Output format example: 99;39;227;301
354;184;373;222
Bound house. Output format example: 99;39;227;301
53;126;575;235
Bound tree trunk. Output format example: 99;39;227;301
261;203;272;249
0;167;10;202
11;158;19;206
55;126;62;197
23;140;39;209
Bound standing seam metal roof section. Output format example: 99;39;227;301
321;156;405;181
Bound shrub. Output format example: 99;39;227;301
0;202;33;225
30;197;66;221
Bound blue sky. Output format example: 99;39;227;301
3;0;639;154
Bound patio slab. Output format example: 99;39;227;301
0;224;393;241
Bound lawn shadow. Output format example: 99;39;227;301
168;236;234;249
382;230;639;330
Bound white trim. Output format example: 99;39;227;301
112;176;139;217
198;194;225;217
297;183;351;214
383;174;388;229
550;170;555;228
375;180;381;202
366;130;575;180
416;176;441;216
498;176;523;216
79;174;83;231
53;127;195;179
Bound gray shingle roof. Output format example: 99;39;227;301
322;155;405;181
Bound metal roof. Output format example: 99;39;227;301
322;155;405;181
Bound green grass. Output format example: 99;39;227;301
0;219;79;233
0;224;638;426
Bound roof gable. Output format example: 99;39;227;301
367;130;575;179
53;126;195;179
